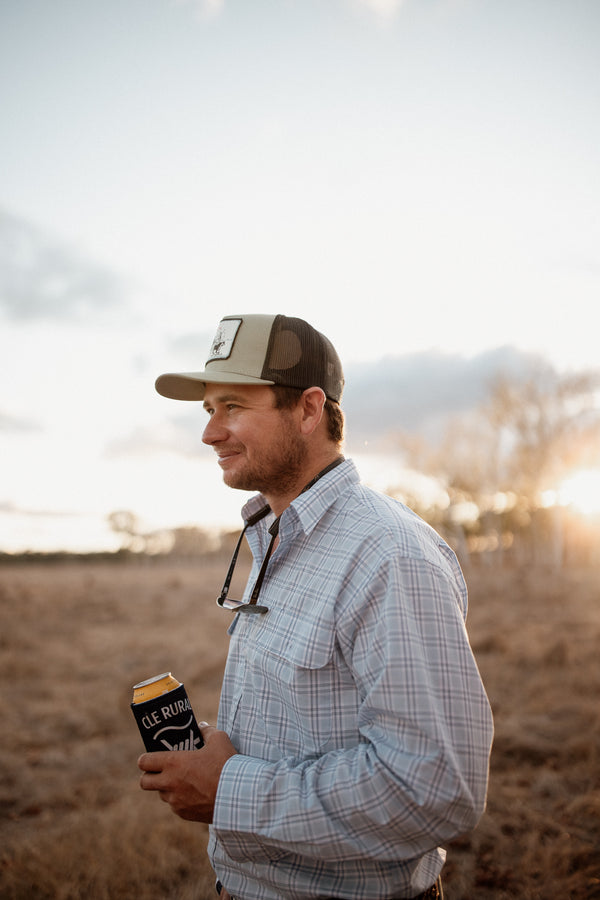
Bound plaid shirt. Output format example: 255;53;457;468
208;459;493;899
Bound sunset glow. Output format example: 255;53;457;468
557;469;600;517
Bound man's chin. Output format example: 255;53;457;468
221;468;255;493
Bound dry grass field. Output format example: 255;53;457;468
1;556;599;899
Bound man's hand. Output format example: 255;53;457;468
138;723;236;822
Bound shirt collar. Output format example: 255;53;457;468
240;458;360;538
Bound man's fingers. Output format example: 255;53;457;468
138;752;173;792
137;751;170;773
140;772;160;792
199;721;217;742
137;725;216;772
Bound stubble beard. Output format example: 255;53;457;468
222;426;309;498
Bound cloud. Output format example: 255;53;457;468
0;500;79;517
104;415;208;460
342;345;548;448
0;411;42;433
173;0;407;24
0;208;126;323
173;0;225;21
354;0;407;19
166;331;215;368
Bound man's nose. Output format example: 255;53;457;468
202;414;228;445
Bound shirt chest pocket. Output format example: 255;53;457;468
241;612;341;757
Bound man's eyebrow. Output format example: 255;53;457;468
202;392;246;409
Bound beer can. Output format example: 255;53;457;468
131;672;204;752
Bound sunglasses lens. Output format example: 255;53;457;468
216;597;268;614
217;597;243;610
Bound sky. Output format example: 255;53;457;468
1;0;599;552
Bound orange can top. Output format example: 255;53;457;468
132;672;181;704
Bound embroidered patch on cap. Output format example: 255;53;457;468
207;318;242;361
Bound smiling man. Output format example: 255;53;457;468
139;314;493;900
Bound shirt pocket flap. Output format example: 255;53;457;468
252;607;336;670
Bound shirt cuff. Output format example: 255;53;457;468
213;753;287;863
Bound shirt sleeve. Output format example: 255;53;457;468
212;548;493;865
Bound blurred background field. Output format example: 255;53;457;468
1;555;599;899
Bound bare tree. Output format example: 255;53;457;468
108;510;142;551
486;365;600;505
390;363;600;566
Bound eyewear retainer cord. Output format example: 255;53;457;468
216;505;275;614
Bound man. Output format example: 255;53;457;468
139;314;493;900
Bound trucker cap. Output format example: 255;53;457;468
155;314;345;403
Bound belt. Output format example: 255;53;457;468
216;876;443;899
411;878;443;900
325;877;443;900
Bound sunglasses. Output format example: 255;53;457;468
216;505;277;614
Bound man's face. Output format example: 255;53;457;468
202;384;307;496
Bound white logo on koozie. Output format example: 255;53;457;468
208;318;242;361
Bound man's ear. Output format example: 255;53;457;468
299;387;326;435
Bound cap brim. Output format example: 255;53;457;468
155;371;275;401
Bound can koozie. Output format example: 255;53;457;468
131;675;204;752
